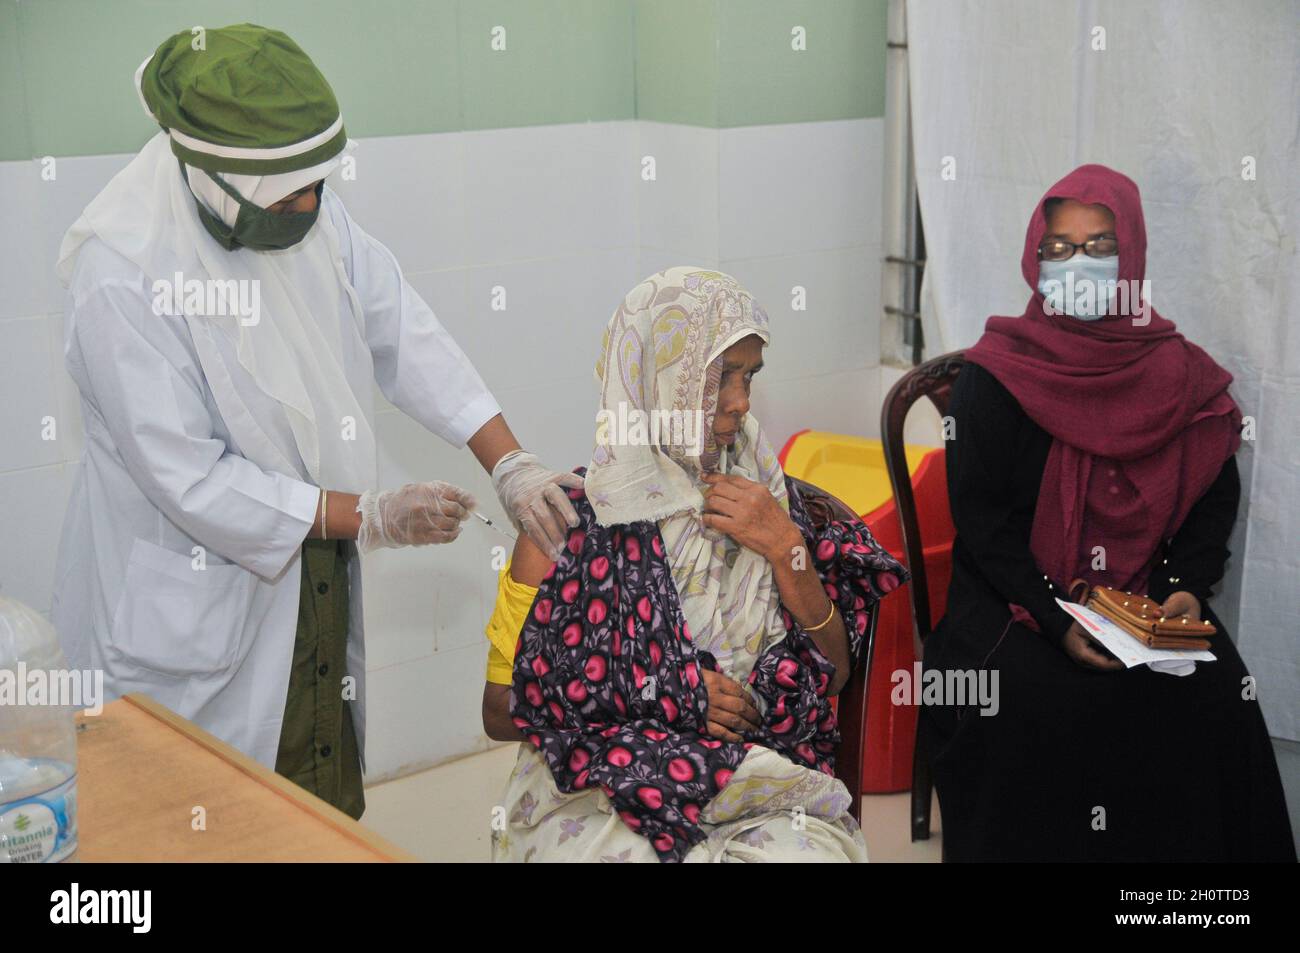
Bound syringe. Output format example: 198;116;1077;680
472;509;518;540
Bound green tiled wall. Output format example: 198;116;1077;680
715;0;887;127
0;0;887;160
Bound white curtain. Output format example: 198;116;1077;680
906;0;1299;740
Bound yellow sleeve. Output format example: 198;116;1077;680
484;557;540;685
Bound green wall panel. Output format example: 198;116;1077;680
458;0;634;130
717;0;887;127
1;0;886;161
633;0;719;127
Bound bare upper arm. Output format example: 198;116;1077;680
481;681;523;742
508;531;553;587
482;681;511;714
488;531;549;742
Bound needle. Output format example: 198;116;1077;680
472;509;517;540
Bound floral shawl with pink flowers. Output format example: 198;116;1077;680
508;467;906;862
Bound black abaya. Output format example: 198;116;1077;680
921;363;1295;862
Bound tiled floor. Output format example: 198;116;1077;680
361;743;944;862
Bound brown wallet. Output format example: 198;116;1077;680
1068;581;1216;650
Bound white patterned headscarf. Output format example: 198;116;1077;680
585;268;789;679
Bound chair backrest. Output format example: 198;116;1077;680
787;475;879;825
880;351;966;644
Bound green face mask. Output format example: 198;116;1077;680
180;162;323;251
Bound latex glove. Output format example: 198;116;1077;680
356;482;476;553
491;449;583;560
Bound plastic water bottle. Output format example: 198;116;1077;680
0;597;79;863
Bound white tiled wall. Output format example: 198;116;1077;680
636;121;721;270
0;150;116;617
0;117;887;781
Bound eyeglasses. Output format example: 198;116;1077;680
1037;237;1118;261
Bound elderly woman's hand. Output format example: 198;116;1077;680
700;472;802;565
701;668;761;742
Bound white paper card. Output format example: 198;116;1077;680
1054;598;1215;676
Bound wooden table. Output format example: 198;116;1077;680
74;694;416;862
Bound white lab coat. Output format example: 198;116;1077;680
51;189;501;769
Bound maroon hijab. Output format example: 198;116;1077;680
964;164;1241;594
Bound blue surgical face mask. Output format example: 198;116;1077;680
1037;253;1120;320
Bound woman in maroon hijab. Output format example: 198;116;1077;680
922;164;1295;861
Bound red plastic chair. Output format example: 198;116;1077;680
858;449;954;792
880;351;966;841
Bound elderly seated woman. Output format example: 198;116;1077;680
480;267;906;862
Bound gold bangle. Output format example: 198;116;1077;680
319;490;328;540
803;601;836;633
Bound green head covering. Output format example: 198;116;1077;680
137;23;347;176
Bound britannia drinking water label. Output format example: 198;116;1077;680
0;760;78;863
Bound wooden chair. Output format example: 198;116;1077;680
879;350;966;841
786;476;881;826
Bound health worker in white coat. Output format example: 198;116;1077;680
51;24;581;819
